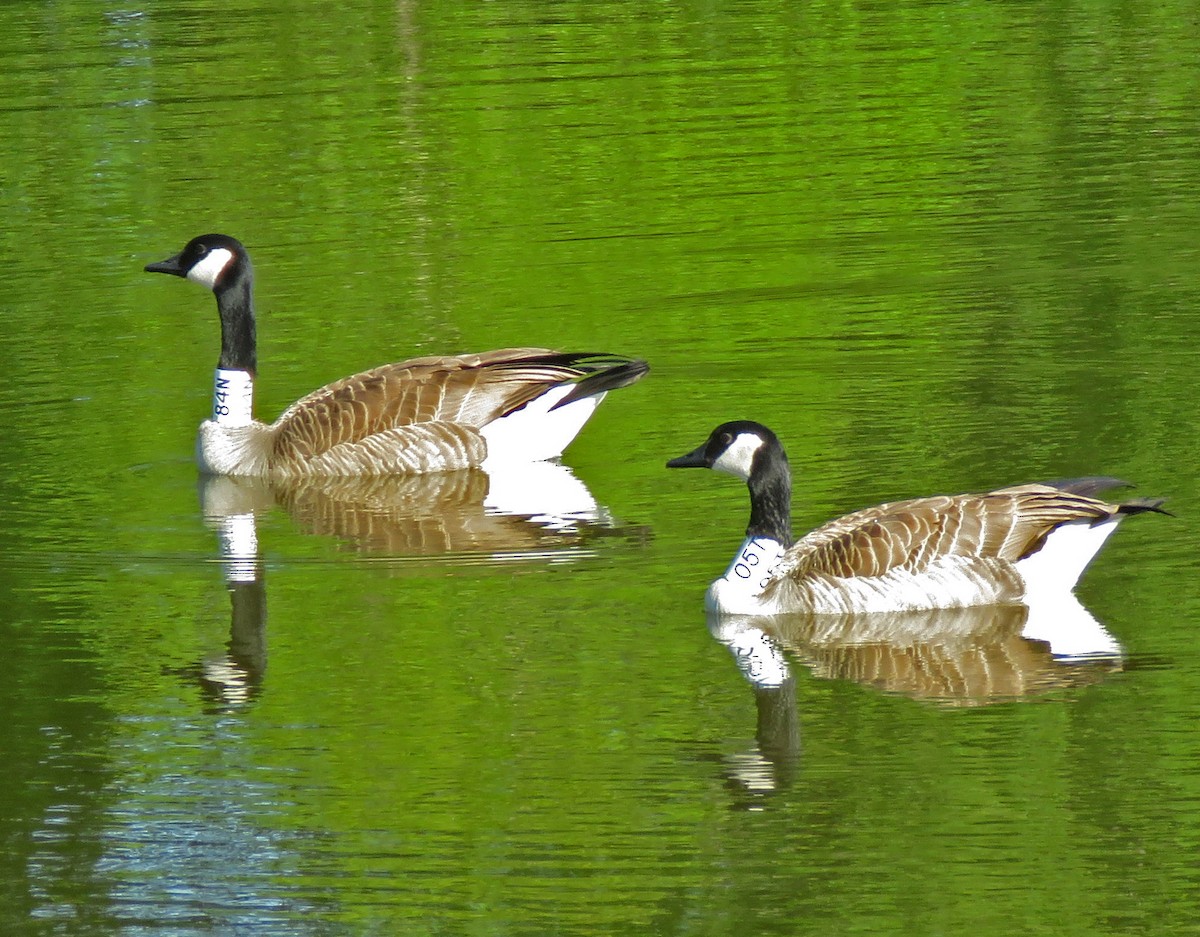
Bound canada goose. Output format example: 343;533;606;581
145;234;648;477
667;421;1166;615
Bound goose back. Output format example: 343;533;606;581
762;483;1162;614
265;349;637;476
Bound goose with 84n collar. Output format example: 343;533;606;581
145;233;649;478
667;421;1167;616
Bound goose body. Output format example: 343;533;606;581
145;234;648;478
668;421;1165;615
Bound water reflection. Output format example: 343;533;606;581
182;576;269;710
709;597;1124;805
721;693;800;809
201;460;618;560
713;597;1123;711
189;464;633;708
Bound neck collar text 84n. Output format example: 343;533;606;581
212;368;254;426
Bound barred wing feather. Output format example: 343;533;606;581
771;486;1123;585
269;349;625;467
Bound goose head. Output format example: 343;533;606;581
146;233;258;375
666;420;783;482
668;421;793;545
145;233;250;294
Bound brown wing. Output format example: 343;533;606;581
268;348;624;466
777;484;1123;582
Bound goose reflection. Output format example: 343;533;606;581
203;459;620;559
192;462;634;708
708;595;1123;805
712;592;1123;708
706;616;801;809
194;479;267;709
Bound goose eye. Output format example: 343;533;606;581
719;432;733;446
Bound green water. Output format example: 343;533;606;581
4;1;1200;934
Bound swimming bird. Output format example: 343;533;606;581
667;421;1165;615
145;234;648;477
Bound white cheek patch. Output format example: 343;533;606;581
186;247;234;289
711;432;765;481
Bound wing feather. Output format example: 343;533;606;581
774;485;1122;583
267;349;639;468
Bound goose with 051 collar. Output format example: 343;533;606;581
145;234;648;477
667;421;1167;615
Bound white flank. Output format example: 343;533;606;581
712;553;1026;615
217;512;259;583
798;557;1019;614
1015;517;1120;599
212;368;254;426
706;516;1126;617
711;432;765;481
186;246;234;289
705;536;788;614
480;384;605;466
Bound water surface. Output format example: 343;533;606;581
3;1;1200;934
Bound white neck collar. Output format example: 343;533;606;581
719;536;787;595
212;368;254;427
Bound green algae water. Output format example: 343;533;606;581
3;1;1200;934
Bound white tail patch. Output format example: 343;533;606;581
1015;517;1121;598
480;384;605;466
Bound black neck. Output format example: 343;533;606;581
746;448;793;546
215;272;257;375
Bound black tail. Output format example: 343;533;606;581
1042;476;1171;518
1117;497;1172;517
549;354;650;410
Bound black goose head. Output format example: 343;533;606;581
146;233;257;373
145;233;250;294
666;421;782;481
668;421;793;545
